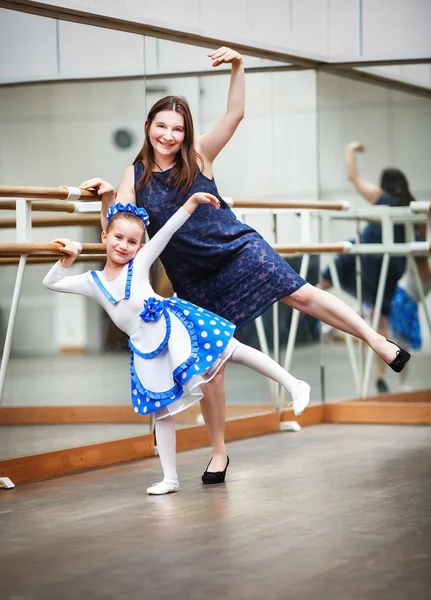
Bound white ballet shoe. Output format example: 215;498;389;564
146;479;179;495
291;381;311;417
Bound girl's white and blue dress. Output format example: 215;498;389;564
43;207;238;418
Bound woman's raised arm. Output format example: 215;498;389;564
345;142;382;204
196;47;245;167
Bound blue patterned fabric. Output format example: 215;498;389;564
134;162;306;328
321;194;406;316
389;286;421;350
129;297;236;415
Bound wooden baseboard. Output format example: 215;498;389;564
324;402;431;424
0;412;280;485
3;394;431;486
175;411;280;453
352;390;431;403
281;403;325;426
0;403;274;425
0;433;155;485
59;346;86;355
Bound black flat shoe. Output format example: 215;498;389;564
387;340;411;373
376;378;390;394
201;456;230;485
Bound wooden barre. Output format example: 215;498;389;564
274;243;351;254
229;199;350;211
0;242;105;256
1;192;349;211
0;214;102;229
0;200;78;213
0;242;351;259
0;186;97;200
0;255;106;265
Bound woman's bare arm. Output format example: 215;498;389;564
345;142;383;204
196;47;245;171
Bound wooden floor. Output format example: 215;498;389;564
1;424;431;600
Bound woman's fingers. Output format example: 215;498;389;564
80;178;103;189
208;46;242;67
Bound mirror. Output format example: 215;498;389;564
1;8;430;467
316;70;431;399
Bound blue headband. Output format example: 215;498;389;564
106;203;150;227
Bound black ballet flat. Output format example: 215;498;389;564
387;340;411;373
201;456;230;485
376;378;390;394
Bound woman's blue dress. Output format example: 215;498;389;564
134;162;306;328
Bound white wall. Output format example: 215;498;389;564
1;3;431;88
8;0;431;59
317;71;431;347
317;72;431;205
0;9;285;85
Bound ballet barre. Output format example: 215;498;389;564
0;242;105;256
225;198;351;211
0;185;97;201
274;242;352;255
1;200;77;213
0;242;353;259
0;214;101;229
0;255;106;265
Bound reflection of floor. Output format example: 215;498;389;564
3;341;431;407
1;341;430;460
1;425;431;600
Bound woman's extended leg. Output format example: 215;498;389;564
146;413;179;495
229;342;310;416
284;283;409;366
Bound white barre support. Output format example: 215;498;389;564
0;255;27;405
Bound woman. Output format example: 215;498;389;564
319;141;415;394
81;49;410;484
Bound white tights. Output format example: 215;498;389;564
153;341;301;486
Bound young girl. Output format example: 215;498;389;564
43;195;311;495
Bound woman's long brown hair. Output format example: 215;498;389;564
133;96;203;192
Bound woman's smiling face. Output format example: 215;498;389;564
147;110;185;160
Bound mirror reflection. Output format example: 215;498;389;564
0;8;430;468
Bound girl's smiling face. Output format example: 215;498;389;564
102;216;144;265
